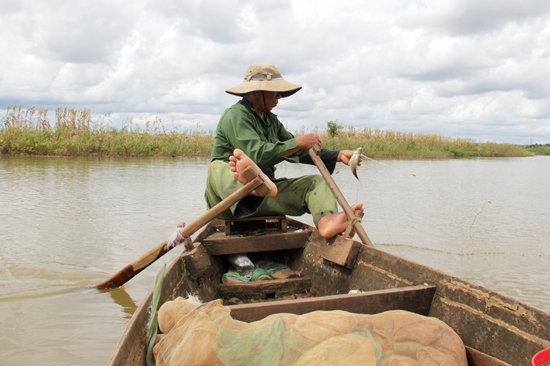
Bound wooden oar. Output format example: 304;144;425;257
95;166;270;289
308;145;374;247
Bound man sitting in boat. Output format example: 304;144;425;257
205;62;363;239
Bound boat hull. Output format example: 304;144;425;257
106;219;550;366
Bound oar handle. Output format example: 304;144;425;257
309;145;374;247
95;166;267;289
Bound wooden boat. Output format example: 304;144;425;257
106;216;550;366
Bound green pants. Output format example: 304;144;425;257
204;161;338;226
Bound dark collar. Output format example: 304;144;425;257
240;98;278;119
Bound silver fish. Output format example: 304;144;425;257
350;147;362;180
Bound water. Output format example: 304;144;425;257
0;155;548;365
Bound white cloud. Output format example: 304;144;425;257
398;0;550;35
1;0;550;144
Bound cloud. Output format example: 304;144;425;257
398;0;550;36
1;0;550;144
30;1;137;64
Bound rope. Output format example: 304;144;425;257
222;267;283;283
250;268;273;282
344;210;364;238
166;222;192;250
221;264;294;283
266;265;289;276
222;272;250;283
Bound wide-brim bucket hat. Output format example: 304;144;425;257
226;62;302;98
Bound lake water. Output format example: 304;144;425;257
0;155;549;365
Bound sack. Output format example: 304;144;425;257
154;297;467;366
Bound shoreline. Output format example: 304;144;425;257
1;106;547;158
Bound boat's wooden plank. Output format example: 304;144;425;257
347;244;550;365
182;243;213;281
466;347;511;366
224;215;288;235
228;285;436;322
354;243;550;333
202;230;309;255
349;243;451;291
106;254;189;366
106;241;227;366
217;277;312;299
431;293;550;366
317;235;361;269
436;278;550;342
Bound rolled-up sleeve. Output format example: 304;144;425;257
290;148;340;174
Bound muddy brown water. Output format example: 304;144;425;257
1;155;548;365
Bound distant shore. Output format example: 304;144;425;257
1;106;548;158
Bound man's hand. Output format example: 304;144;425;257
295;134;322;149
279;134;322;158
337;150;361;166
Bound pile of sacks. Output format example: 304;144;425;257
154;296;467;366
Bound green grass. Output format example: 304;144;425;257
526;144;550;156
317;124;533;158
0;106;536;158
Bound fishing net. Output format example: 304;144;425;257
154;297;467;366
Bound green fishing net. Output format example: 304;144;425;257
154;298;467;366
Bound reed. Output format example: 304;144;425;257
0;106;215;156
0;106;535;158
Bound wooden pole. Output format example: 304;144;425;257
308;145;374;247
95;166;268;289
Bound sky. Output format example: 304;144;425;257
1;0;550;144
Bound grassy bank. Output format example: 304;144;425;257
526;144;550;156
320;122;532;158
0;106;215;156
0;106;535;158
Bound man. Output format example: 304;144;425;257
205;62;363;238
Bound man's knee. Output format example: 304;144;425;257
303;174;325;187
310;175;330;193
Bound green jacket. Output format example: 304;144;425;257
211;99;339;179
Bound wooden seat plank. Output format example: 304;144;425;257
202;230;309;255
229;285;436;322
224;216;288;235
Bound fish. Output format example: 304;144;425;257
350;147;362;180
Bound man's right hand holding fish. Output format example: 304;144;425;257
349;147;364;180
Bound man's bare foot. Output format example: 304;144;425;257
229;149;278;197
317;202;364;239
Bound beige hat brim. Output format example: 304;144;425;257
226;77;302;98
